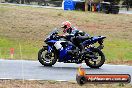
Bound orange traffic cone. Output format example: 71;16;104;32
78;66;86;76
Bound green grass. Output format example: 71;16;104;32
0;6;9;13
103;39;132;62
0;37;131;63
0;37;39;60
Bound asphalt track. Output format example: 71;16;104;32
0;59;132;83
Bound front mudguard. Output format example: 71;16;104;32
43;46;47;50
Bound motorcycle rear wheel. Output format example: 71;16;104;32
38;47;57;66
85;48;105;68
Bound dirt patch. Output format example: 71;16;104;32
0;6;132;42
0;80;132;88
107;60;132;65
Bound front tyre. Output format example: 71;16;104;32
38;47;57;66
85;48;105;68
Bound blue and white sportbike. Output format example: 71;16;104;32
38;29;106;68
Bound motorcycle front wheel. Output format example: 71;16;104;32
38;46;57;66
85;48;105;68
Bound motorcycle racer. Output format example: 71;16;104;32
61;21;90;53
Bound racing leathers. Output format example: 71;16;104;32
63;27;90;53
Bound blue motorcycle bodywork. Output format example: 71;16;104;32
83;36;106;46
45;30;105;62
59;45;73;62
46;40;75;62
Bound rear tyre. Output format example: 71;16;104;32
85;48;105;68
38;47;57;66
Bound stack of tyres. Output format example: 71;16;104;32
74;1;85;11
101;2;119;14
111;5;119;14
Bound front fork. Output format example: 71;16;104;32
43;46;52;53
43;45;59;58
97;45;104;50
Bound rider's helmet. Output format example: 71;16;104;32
61;21;72;34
